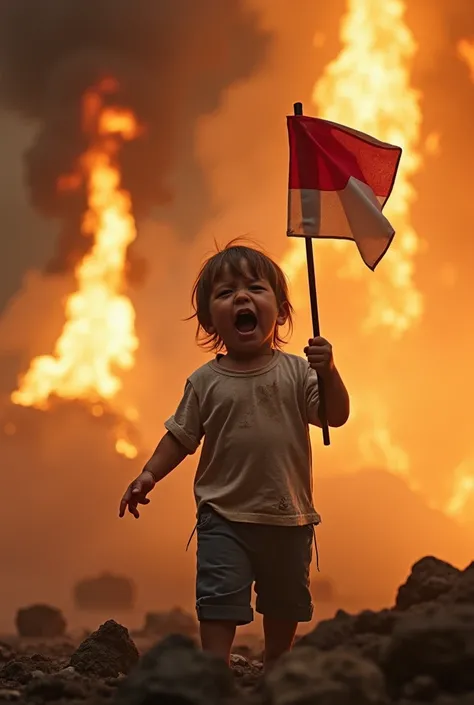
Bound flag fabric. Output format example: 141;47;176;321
287;115;402;270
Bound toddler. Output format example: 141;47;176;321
119;243;349;668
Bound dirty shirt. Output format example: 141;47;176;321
164;351;321;526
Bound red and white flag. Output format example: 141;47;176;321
287;115;402;270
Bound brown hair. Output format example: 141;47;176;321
190;239;294;353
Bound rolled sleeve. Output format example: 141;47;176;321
164;381;203;454
304;366;321;427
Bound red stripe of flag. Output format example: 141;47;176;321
286;115;402;270
288;116;401;193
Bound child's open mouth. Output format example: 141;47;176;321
234;309;257;334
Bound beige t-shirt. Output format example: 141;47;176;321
165;350;321;526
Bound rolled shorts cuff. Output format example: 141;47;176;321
196;602;254;625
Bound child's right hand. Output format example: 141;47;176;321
119;470;156;519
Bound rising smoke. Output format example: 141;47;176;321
0;0;269;274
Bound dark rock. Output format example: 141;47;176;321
406;601;442;618
0;689;21;702
24;674;89;701
444;562;474;606
263;646;388;705
281;556;474;702
114;634;236;705
104;676;125;687
395;557;460;610
15;605;66;638
0;646;14;665
298;608;399;671
58;666;76;677
74;573;136;612
95;682;117;698
70;620;139;678
297;609;356;650
353;610;400;636
230;653;252;675
382;605;474;695
402;675;439;701
0;655;55;685
230;653;262;690
351;634;390;669
1;660;32;686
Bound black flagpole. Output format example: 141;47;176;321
293;101;330;446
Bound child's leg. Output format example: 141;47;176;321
195;505;254;665
200;620;237;662
262;616;298;668
252;523;314;670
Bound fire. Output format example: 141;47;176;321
442;38;474;521
283;3;474;524
12;81;140;458
115;438;139;460
282;0;425;496
445;458;474;520
283;0;423;337
458;38;474;78
355;400;411;479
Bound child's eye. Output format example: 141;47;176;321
217;289;232;298
249;285;265;291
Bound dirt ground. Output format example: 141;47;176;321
1;555;474;705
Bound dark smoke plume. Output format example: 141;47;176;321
0;0;269;274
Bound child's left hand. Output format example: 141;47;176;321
304;337;335;377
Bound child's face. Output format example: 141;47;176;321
207;259;288;355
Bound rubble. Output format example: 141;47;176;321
230;653;263;692
15;605;66;638
24;673;96;702
114;634;237;705
395;556;461;610
294;558;474;704
0;688;21;702
382;605;474;696
2;556;474;704
263;647;388;705
69;620;139;678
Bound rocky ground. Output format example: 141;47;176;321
1;555;474;705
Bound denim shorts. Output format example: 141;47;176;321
195;505;314;625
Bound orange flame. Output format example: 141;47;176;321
458;38;474;79
441;38;474;521
282;0;424;493
12;82;140;458
282;0;423;338
283;2;474;523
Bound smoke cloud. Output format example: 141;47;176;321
0;0;269;274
